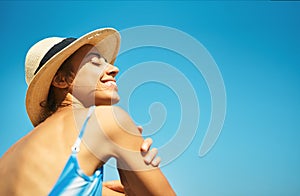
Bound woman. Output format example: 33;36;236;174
0;28;176;195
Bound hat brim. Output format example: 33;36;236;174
26;28;120;126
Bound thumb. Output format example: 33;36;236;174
137;125;143;134
103;180;124;193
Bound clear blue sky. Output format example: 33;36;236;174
1;1;300;195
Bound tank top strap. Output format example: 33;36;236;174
71;106;96;153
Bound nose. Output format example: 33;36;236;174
106;63;119;77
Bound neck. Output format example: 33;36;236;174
52;84;84;112
58;93;84;110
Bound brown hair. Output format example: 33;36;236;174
39;55;75;123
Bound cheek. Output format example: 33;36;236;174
73;65;103;87
70;66;105;105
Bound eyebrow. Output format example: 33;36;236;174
85;52;107;62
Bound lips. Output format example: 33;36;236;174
104;80;117;87
102;80;118;91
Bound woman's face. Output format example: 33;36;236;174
69;45;120;106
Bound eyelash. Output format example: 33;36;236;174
90;57;102;66
91;61;101;66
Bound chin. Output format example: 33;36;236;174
109;96;120;105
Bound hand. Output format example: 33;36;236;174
102;180;125;196
137;125;161;167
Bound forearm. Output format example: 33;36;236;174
117;167;175;196
118;169;136;196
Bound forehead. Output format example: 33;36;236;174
69;44;101;66
73;44;99;59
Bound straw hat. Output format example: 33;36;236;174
25;28;120;126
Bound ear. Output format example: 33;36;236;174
52;72;70;89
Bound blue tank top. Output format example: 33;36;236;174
49;106;103;196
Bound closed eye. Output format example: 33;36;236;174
86;52;107;67
90;56;102;66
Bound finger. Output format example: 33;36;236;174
137;125;143;134
141;137;153;152
144;148;158;165
151;156;161;167
102;180;124;193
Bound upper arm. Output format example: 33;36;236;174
93;106;175;196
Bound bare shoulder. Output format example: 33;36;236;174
93;105;141;139
84;105;142;159
94;105;134;125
